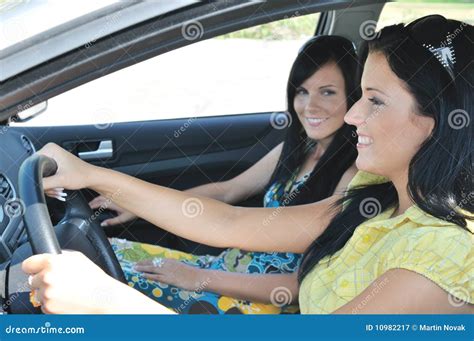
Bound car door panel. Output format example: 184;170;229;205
11;112;284;187
11;112;285;255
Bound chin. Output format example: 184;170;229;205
355;156;375;174
355;157;390;179
305;129;331;141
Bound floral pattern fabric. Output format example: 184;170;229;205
111;170;309;314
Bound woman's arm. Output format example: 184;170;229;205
134;258;299;304
186;142;283;204
201;271;299;304
22;252;174;314
91;166;338;253
39;143;338;253
88;143;283;226
333;269;474;314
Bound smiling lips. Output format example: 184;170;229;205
305;117;328;127
304;117;374;148
357;134;374;148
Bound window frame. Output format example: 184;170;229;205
0;0;384;122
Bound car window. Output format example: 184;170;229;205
377;0;473;30
16;12;320;127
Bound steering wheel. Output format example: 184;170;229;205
18;154;126;282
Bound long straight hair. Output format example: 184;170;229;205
266;36;360;206
299;16;473;283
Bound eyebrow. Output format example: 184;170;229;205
365;87;389;97
319;84;336;89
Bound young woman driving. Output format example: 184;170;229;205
24;15;473;314
46;35;360;314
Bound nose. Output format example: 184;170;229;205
344;99;365;126
304;95;322;114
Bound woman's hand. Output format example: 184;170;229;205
89;196;137;226
22;251;170;314
134;258;207;292
22;251;125;314
37;143;97;191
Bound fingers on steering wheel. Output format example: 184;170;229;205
45;188;67;201
26;272;45;308
22;254;53;274
89;196;105;209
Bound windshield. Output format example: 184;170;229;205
0;0;117;51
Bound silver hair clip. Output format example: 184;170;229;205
422;33;456;78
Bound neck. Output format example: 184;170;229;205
390;170;413;217
312;135;334;160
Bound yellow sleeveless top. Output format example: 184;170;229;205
299;171;473;313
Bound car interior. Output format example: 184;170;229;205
0;0;467;314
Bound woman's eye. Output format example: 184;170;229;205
368;97;384;106
321;90;336;96
296;87;308;96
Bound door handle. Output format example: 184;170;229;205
78;140;113;160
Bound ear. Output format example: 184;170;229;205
412;112;435;140
422;115;435;138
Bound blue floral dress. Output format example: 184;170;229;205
110;169;309;314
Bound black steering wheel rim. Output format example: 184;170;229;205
18;154;126;283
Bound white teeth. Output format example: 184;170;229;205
358;136;373;145
306;118;327;123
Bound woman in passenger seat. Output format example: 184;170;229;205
25;15;473;315
49;35;360;314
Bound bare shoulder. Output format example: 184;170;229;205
344;164;359;181
334;164;358;194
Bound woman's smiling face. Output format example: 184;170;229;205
344;52;435;178
294;62;348;142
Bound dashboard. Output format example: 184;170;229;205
0;129;37;263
